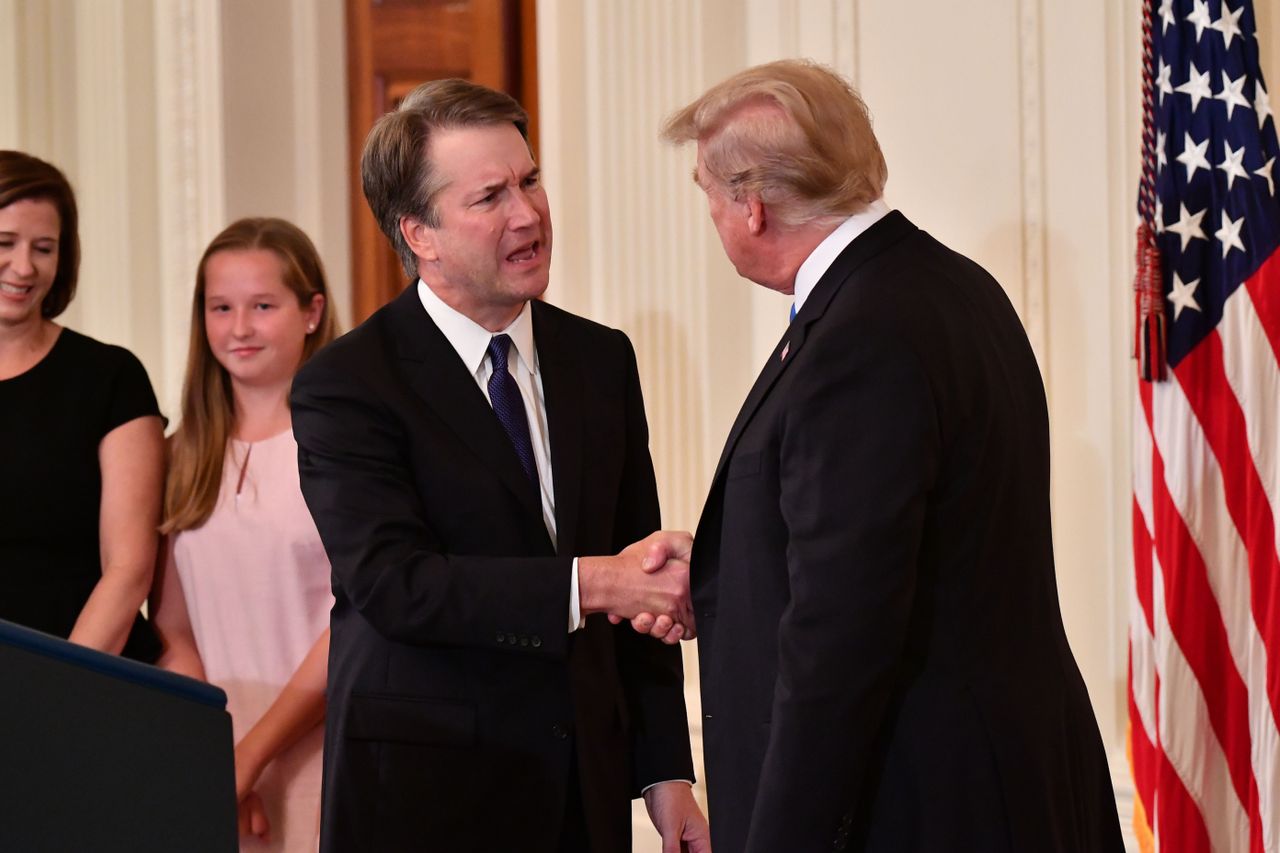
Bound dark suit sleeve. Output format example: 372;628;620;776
744;322;940;852
607;331;696;794
291;356;573;658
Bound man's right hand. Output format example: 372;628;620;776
579;531;695;643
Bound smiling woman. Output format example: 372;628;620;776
0;150;166;664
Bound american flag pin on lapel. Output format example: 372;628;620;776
780;341;790;361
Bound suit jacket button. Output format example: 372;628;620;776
519;635;529;647
551;723;568;740
496;632;505;644
531;635;542;648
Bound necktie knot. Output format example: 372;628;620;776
488;334;513;372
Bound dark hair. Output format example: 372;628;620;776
361;78;529;277
0;150;81;319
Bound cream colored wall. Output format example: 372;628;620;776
0;0;350;418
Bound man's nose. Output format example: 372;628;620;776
506;189;541;228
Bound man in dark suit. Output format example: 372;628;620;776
656;60;1126;852
292;79;708;853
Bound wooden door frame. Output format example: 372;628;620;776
344;0;538;324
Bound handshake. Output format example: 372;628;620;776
579;531;695;645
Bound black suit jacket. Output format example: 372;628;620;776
292;287;693;853
692;212;1124;853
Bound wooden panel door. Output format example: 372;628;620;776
346;0;538;323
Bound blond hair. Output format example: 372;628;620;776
361;78;530;278
662;59;887;227
163;218;339;533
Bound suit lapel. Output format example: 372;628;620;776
706;211;918;489
532;303;583;558
386;286;544;521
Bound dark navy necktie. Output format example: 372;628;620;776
487;334;538;489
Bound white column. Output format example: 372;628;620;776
153;0;226;414
0;0;20;146
289;0;352;328
71;0;135;347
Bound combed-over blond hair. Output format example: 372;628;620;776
662;59;887;228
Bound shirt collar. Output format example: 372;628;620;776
416;280;537;376
792;198;890;315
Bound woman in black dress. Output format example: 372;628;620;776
0;150;165;661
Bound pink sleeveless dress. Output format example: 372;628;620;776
174;429;333;851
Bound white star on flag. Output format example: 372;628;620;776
1155;197;1166;234
1176;62;1213;113
1214;210;1246;258
1215;72;1251;120
1166;202;1209;251
1157;61;1174;105
1159;0;1176;33
1176;132;1211;181
1167;272;1202;320
1256;157;1276;196
1157;130;1168;170
1211;2;1245;48
1257;82;1273;129
1185;0;1214;43
1217;142;1249;190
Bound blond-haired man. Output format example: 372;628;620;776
293;78;708;853
661;60;1124;853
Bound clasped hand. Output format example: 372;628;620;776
580;531;696;644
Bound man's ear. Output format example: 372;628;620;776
400;216;438;263
745;196;766;236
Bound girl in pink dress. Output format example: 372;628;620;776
151;218;339;850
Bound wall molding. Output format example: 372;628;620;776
0;1;21;145
291;0;323;246
153;0;226;411
73;0;134;345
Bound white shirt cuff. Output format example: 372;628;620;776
641;779;694;796
569;557;585;632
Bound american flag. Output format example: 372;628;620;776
1130;0;1280;851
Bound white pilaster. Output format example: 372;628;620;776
0;0;21;146
72;0;133;345
153;0;226;414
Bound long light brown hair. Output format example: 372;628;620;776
162;218;339;533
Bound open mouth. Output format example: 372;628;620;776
0;282;35;297
505;241;540;264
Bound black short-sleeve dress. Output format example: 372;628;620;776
0;328;163;662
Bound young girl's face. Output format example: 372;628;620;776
203;248;323;391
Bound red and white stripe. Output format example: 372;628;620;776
1130;258;1280;853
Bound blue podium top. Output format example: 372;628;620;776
0;618;227;709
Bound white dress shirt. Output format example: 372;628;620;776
416;281;584;631
792;198;890;314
